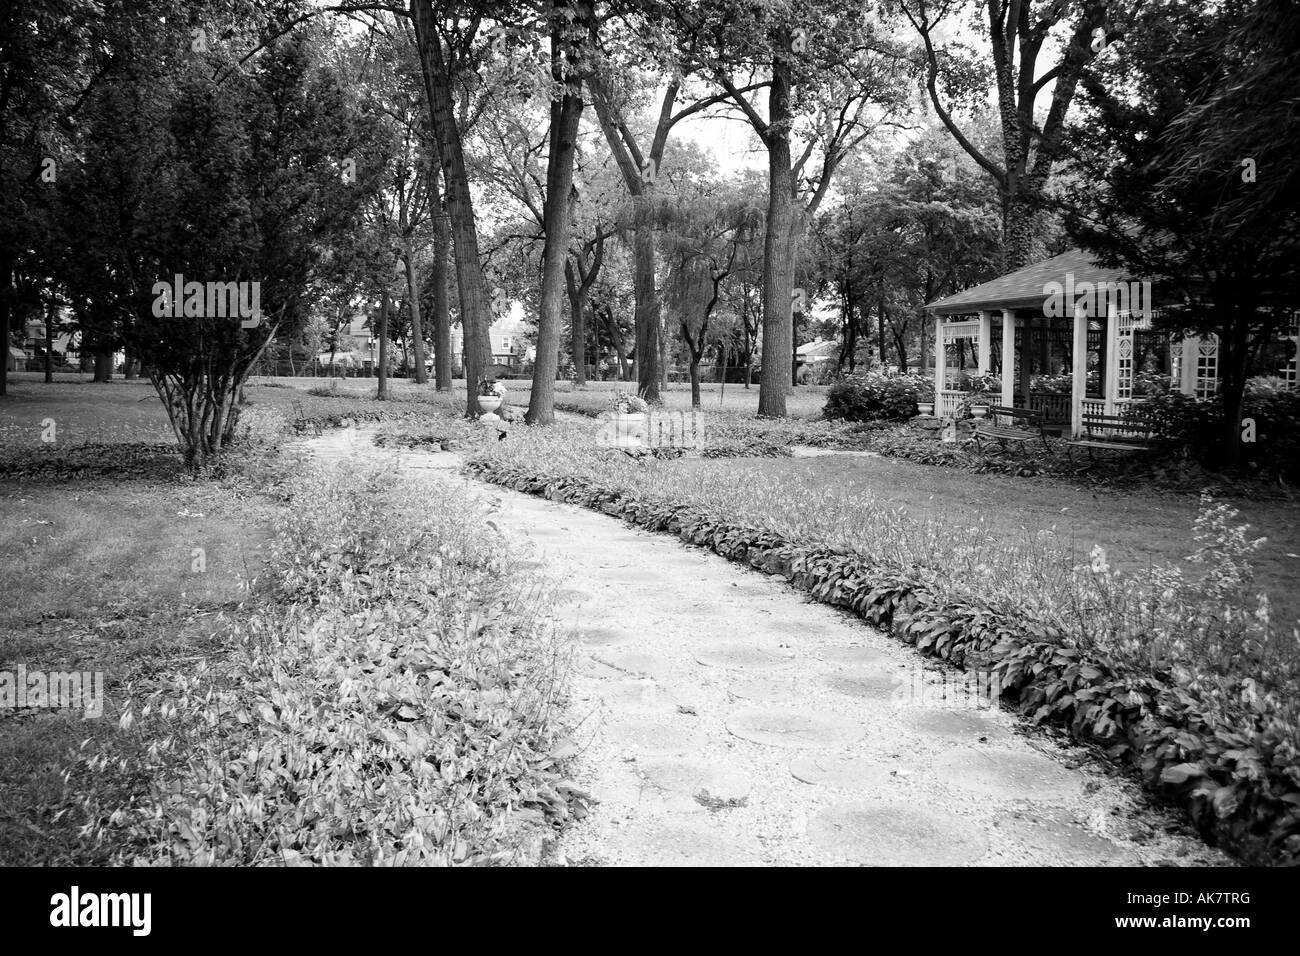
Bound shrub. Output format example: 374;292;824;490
824;371;929;422
1133;377;1300;481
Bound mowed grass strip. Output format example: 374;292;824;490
662;452;1300;629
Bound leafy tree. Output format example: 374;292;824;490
899;0;1113;268
1063;0;1300;463
662;178;762;405
52;20;387;465
677;0;909;416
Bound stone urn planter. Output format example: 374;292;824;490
478;394;503;422
917;402;935;416
969;404;989;419
612;411;646;447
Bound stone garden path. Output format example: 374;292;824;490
304;425;1225;867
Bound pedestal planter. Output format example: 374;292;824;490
969;404;989;419
612;412;646;448
917;402;935;417
478;394;503;422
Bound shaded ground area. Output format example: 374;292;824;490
666;452;1300;628
303;426;1226;866
0;412;277;863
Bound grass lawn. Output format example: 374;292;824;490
0;479;276;864
665;452;1300;628
0;378;280;863
0;376;175;447
246;372;833;418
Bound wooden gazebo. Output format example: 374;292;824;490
924;249;1220;437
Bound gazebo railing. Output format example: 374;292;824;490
1027;391;1071;423
937;389;965;418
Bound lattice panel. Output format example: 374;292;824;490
1116;334;1135;401
1196;336;1219;400
1282;312;1299;389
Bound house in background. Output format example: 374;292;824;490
317;314;375;370
314;313;531;378
451;316;529;378
795;339;838;382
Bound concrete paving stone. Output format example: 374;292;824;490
604;822;765;866
604;718;703;755
930;748;1084;802
993;813;1128;865
572;626;630;647
789;754;915;792
723;675;801;703
637;758;753;803
694;644;797;669
807;801;989;866
908;707;1008;740
589;650;677;682
726;708;865;750
818;645;889;666
825;672;906;701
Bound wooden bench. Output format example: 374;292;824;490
972;405;1049;454
1064;413;1155;462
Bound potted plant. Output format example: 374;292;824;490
914;376;936;416
964;373;998;419
607;391;649;447
477;378;506;421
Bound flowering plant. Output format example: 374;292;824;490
477;378;503;397
607;391;648;414
961;373;1000;401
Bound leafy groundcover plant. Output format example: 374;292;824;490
75;465;580;865
466;428;1300;864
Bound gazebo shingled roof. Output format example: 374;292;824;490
925;249;1133;316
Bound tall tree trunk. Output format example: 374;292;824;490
0;251;10;397
659;308;668;392
605;305;629;381
566;261;587;386
588;75;668;403
411;0;490;413
878;298;886;365
431;196;452;390
1219;320;1252;465
404;243;428;385
528;5;587;425
631;209;661;401
44;294;54;383
377;291;390;400
758;43;794;417
93;348;113;383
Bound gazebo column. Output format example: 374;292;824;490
1071;301;1088;437
934;315;946;409
1178;336;1199;395
1019;317;1034;401
1103;304;1118;415
1000;310;1016;406
977;311;992;375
